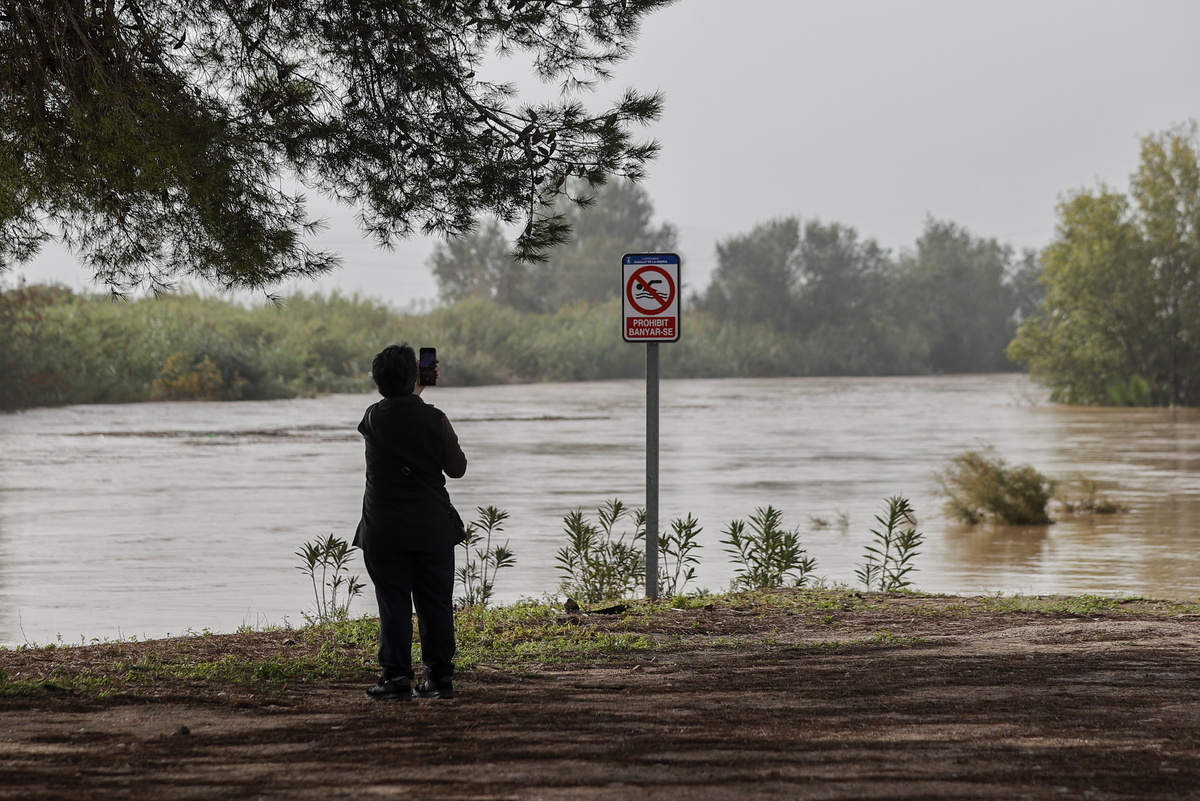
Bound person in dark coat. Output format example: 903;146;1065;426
354;344;467;700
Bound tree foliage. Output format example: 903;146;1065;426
429;178;674;311
537;177;676;309
1009;122;1200;405
900;219;1039;374
695;216;1033;375
429;218;537;311
0;0;672;291
698;217;799;328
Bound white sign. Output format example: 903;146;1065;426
622;253;681;342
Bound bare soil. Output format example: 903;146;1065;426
2;595;1200;800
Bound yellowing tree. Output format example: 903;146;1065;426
1009;123;1200;406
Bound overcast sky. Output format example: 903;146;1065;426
15;0;1200;307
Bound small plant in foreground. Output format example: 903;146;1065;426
456;505;516;608
658;514;703;597
721;506;816;590
937;447;1055;525
856;496;924;592
556;499;645;604
295;534;364;624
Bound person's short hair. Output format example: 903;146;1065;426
371;344;417;397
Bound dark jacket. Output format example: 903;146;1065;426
353;395;468;553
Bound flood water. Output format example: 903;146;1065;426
1;374;1198;646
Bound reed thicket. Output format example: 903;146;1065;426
0;285;899;410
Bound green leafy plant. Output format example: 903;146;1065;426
556;499;646;604
295;535;365;624
856;496;925;592
658;514;703;597
937;448;1056;525
456;506;517;608
721;506;816;591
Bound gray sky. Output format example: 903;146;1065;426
15;0;1200;307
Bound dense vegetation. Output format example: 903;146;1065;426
1008;123;1200;406
22;119;1200;411
0;268;1033;411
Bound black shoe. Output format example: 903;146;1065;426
365;677;412;701
414;678;454;699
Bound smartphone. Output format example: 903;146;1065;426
418;347;437;386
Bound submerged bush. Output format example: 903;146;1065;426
1057;475;1130;515
937;448;1055;525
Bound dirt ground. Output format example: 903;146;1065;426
2;595;1200;800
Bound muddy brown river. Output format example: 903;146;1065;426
1;374;1197;645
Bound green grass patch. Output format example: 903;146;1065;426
972;594;1200;616
2;589;1193;700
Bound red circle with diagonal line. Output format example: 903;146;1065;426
626;265;676;315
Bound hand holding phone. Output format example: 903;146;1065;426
418;347;437;386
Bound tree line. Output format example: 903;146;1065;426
432;120;1200;407
5;123;1200;409
5;0;1197;408
430;179;1043;376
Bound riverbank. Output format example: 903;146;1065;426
2;590;1199;799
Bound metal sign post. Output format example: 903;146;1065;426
622;253;681;601
645;341;659;600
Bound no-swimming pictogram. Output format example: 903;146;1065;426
626;265;675;315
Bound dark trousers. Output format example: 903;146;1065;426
363;547;456;682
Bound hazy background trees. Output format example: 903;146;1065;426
535;180;678;311
901;220;1041;374
694;216;1038;376
429;179;676;313
429;220;539;312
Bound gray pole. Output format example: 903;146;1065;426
646;341;659;600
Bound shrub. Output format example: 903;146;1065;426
856;496;924;592
456;506;516;608
152;352;245;400
295;535;365;624
937;448;1055;525
555;499;645;604
657;513;703;597
721;506;816;590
